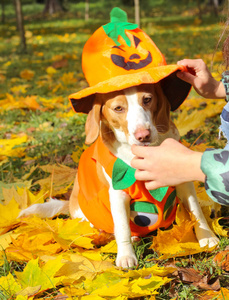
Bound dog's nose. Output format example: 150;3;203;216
134;129;151;142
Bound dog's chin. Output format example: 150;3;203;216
128;138;157;147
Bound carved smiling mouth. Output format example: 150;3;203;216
110;35;153;71
111;51;152;71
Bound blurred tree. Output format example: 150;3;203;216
85;0;89;21
121;0;134;6
134;0;140;26
1;0;5;24
14;0;26;52
43;0;64;14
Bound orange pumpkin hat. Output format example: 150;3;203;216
69;7;191;113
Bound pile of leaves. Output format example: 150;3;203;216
1;1;229;299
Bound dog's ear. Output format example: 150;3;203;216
154;83;171;134
85;97;102;144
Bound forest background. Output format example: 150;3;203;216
1;0;229;299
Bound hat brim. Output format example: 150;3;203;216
69;64;191;113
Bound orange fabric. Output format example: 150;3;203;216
77;137;178;236
68;8;191;114
82;28;166;86
69;26;188;106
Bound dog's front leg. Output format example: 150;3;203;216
109;187;138;268
176;182;219;248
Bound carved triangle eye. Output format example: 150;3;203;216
133;35;141;48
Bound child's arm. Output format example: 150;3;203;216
177;59;226;99
131;139;204;190
131;140;229;206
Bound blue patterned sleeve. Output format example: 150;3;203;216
221;70;229;102
201;149;229;205
199;72;229;205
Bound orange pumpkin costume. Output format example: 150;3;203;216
77;137;178;237
69;7;191;113
69;8;191;236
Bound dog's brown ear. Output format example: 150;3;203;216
154;83;171;134
85;97;102;144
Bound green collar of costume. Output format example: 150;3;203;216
102;7;138;46
112;157;169;202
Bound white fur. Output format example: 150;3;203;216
125;87;158;146
18;198;69;218
177;183;219;248
103;168;137;267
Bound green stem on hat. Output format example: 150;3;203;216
102;7;138;47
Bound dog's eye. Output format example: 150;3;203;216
114;106;123;112
143;96;152;105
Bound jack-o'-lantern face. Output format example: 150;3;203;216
111;33;153;70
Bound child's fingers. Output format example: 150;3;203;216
177;58;205;69
176;70;196;86
131;144;149;158
131;157;144;170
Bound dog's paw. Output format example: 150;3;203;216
196;228;219;248
198;235;219;249
116;254;138;268
194;222;219;249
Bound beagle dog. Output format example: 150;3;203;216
19;83;219;268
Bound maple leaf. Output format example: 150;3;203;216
56;254;114;283
11;85;29;95
120;264;177;279
15;295;30;300
3;186;28;209
20;69;34;80
213;249;229;271
52;58;68;69
0;272;21;298
5;231;61;262
53;218;95;249
0;74;6;82
0;93;40;111
174;99;226;136
197;288;229;299
151;204;213;258
0;134;28;160
38;96;65;110
0;231;20;250
212;218;229;237
60;72;77;85
0;198;21;235
46;66;57;75
35;164;76;197
59;286;86;298
15;257;64;296
0;181;32;202
129;276;170;297
100;239;117;254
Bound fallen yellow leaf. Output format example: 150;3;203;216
0;198;21;234
0;272;21;297
20;69;34;80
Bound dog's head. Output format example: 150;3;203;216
84;83;171;146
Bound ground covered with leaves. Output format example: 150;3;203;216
1;1;229;299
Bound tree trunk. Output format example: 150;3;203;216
1;0;5;24
43;0;63;15
14;0;26;53
212;0;219;16
196;0;203;20
134;0;140;27
85;0;89;21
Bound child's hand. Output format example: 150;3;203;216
177;59;226;99
131;138;204;190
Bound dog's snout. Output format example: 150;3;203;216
134;128;151;142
